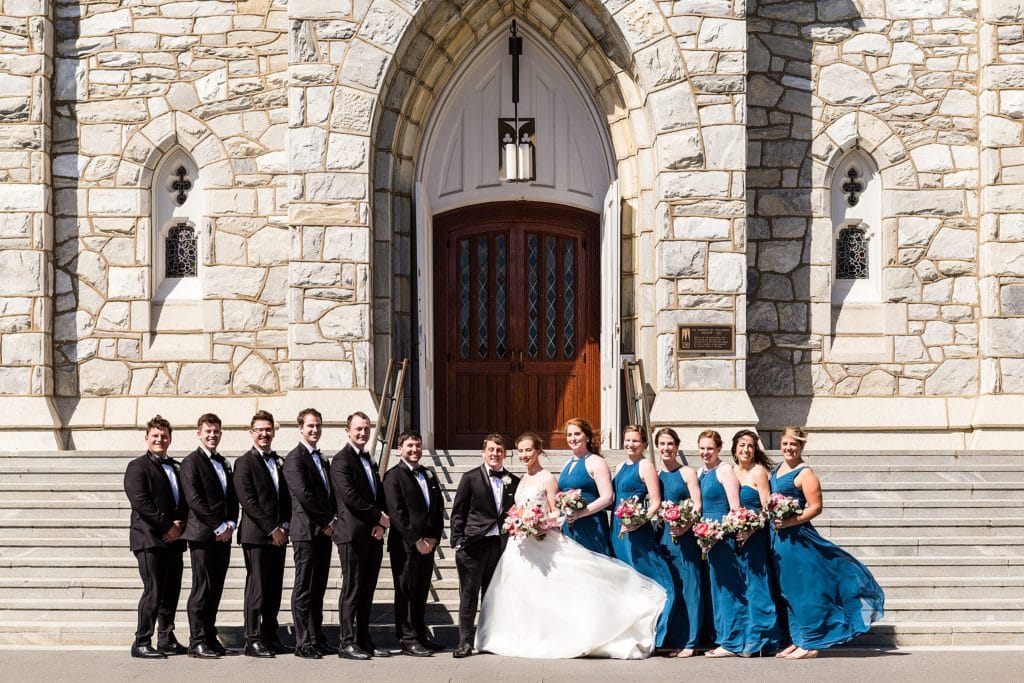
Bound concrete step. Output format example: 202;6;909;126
876;577;1024;599
851;620;1024;647
833;536;1024;557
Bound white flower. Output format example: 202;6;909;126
424;469;434;480
502;475;512;486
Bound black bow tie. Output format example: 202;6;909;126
489;469;506;479
263;451;277;461
149;453;170;466
210;452;225;465
311;449;322;458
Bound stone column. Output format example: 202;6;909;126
0;0;61;447
975;0;1024;447
286;0;377;421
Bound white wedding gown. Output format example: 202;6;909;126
475;487;667;659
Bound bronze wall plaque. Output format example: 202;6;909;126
678;325;734;354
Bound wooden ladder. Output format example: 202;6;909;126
622;358;655;458
369;358;410;472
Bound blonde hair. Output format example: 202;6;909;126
782;425;808;444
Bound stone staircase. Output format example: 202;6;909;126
0;450;1021;648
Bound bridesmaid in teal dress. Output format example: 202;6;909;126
557;418;612;556
698;429;756;658
730;429;781;655
654;427;704;657
610;426;677;650
770;426;885;659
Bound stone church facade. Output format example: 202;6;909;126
0;0;1022;450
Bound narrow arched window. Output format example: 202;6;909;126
831;150;880;303
152;150;202;301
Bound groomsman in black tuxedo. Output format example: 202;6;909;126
124;415;188;658
331;411;390;660
180;413;239;658
233;410;292;658
282;408;337;659
382;430;445;657
449;434;520;658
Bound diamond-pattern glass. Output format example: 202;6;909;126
545;236;557;359
458;239;470;359
527;234;539;359
563;238;575;358
476;237;489;358
165;223;197;277
836;227;869;279
495;235;508;358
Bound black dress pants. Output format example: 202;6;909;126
390;543;435;645
186;541;232;647
133;546;184;647
242;543;287;644
455;536;502;647
291;536;333;648
337;536;383;647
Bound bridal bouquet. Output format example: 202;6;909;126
554;489;586;518
657;499;699;544
614;496;648;538
721;506;767;548
767;493;803;521
502;503;563;541
692;520;726;559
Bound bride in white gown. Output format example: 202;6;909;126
475;433;667;659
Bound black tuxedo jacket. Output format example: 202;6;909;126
330;443;387;545
383;461;444;552
180;448;239;543
234;448;292;545
282;443;336;541
124;452;188;552
449;465;519;550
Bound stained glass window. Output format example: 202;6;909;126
458;240;470;359
563;239;575;358
495;235;508;359
165;223;197;278
836;226;869;279
544;236;557;359
476;237;489;358
527;234;539;359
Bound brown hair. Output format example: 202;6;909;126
565;417;601;456
196;413;222;429
482;433;506;449
297;408;322;426
515;432;545;455
250;410;275;428
623;424;648;444
346;411;371;427
146;414;173;435
653;427;681;446
396;430;422;446
697;429;722;448
731;429;773;469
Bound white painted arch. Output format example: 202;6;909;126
414;20;621;446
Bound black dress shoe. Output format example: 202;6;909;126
244;641;275;658
366;646;391;658
207;640;239;656
419;637;446;652
401;643;432;657
188;643;220;659
315;641;338;655
452;643;473;658
294;644;322;659
157;639;188;656
338;644;371;660
130;644;167;659
267;640;292;655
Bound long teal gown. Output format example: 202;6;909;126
610;460;675;648
770;465;885;648
558;454;611;556
737;485;781;651
699;467;779;655
657;469;703;651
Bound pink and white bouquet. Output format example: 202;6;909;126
721;506;767;547
767;493;803;521
554;489;587;518
657;499;700;544
692;520;726;559
502;503;563;541
614;495;649;538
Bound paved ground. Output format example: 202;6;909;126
3;647;1022;682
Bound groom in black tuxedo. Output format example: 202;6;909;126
331;411;390;660
124;415;188;658
233;410;291;657
382;430;445;657
449;433;519;658
180;413;239;658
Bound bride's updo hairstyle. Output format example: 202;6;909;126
565;417;601;456
515;432;545;458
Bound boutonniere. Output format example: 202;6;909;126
273;456;283;469
502;475;512;486
423;468;434;480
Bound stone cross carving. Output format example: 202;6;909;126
172;166;192;206
842;166;863;207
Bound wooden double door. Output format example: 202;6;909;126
434;203;600;449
